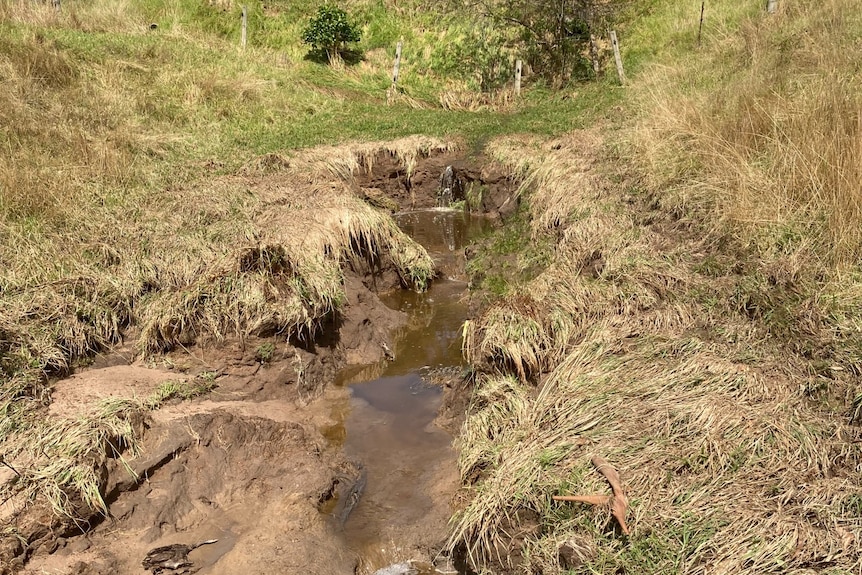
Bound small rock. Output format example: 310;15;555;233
432;555;458;574
558;537;593;570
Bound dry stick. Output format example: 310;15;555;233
592;455;630;535
514;59;522;97
553;494;610;505
697;1;705;47
241;5;248;49
0;456;22;477
609;30;626;86
553;456;630;535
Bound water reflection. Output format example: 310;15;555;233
328;209;492;570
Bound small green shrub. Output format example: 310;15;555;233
301;5;361;62
255;342;276;364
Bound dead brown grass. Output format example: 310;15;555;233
451;129;862;574
634;0;862;266
0;0;143;33
438;86;516;112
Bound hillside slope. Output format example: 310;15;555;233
2;1;861;574
452;1;862;574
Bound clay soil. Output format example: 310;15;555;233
354;151;517;218
6;150;514;575
13;267;403;575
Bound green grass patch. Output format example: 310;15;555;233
467;205;555;296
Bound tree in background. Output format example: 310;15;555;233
451;0;622;85
301;5;361;63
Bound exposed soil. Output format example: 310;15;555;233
353;152;518;218
7;148;516;575
28;411;356;575
15;268;404;575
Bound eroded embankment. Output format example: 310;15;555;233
450;130;862;574
0;139;516;575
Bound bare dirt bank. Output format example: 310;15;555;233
12;266;404;575
3;140;515;575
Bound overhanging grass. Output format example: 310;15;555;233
0;375;217;521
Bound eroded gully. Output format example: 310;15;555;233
321;209;491;574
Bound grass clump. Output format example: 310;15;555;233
0;373;215;523
255;342;276;364
144;375;218;409
0;399;144;519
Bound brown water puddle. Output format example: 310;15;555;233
324;210;491;573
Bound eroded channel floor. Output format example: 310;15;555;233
323;210;491;574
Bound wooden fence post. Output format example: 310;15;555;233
589;34;601;78
697;2;705;46
387;39;403;104
609;30;626;85
767;0;778;13
514;59;522;96
391;39;403;88
241;5;248;49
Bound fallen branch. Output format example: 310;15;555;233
552;494;610;505
0;455;22;477
553;456;630;535
592;456;629;535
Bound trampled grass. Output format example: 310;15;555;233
452;127;862;573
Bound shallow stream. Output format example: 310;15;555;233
325;209;491;573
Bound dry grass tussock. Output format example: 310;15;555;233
439;86;516;112
0;139;437;523
633;0;862;267
1;377;214;522
0;0;145;33
453;131;862;574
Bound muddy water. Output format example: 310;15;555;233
327;209;491;572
